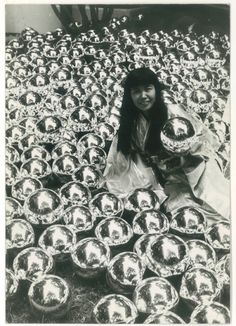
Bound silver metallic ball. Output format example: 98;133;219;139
180;267;222;305
11;177;43;201
132;209;169;235
69;106;97;132
52;154;80;177
170;206;207;234
63;205;95;233
161;117;196;156
6;162;19;186
215;254;230;286
20;158;51;180
187;89;213;115
13;247;54;282
133;234;159;269
6;218;35;250
147;234;190;277
144;311;186;324
24;188;64;225
51;141;77;159
79;146;107;170
19;90;41;107
72;165;103;189
6;197;23;221
107;252;145;294
6;269;19;299
95;216;133;247
89;192;124;218
71;237;110;278
205;221;230;252
190;302;230;323
133;277;179;314
125;188;160;212
38;225;77;261
18;133;40;152
59;181;91;206
6;125;26;145
94;122;116;141
59;94;80;115
186;239;217;270
36;115;66;143
28;274;71;318
21;145;51;162
93;294;138;324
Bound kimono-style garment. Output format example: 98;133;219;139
103;104;230;226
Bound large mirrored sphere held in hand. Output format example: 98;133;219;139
59;181;91;206
144;311;186;324
125;188;160;212
160;117;196;156
93;294;138;324
63;205;95;233
95;216;133;247
13;247;54;282
107;251;145;294
11;177;43;202
180;267;222;306
6;219;35;250
186;239;217;270
28;274;71;318
38;225;77;261
133;209;169;235
205;221;230;252
170;206;207;235
190;302;230;324
6;269;19;299
71;237;110;278
24;188;64;225
133;277;179;315
147;234;190;277
89;192;124;218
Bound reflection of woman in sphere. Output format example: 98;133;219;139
104;68;230;225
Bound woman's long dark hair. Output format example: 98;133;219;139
117;67;168;157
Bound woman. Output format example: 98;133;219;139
104;67;230;225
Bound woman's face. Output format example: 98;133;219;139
130;84;156;112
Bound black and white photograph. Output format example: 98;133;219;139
4;1;232;324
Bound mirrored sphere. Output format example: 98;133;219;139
107;252;145;294
51;141;77;159
215;254;230;286
80;146;107;170
6;269;19;299
170;206;207;234
20;158;51;179
161;117;196;155
11;177;43;201
190;302;230;323
21;145;51;162
69;107;97;132
24;188;64;225
144;311;186;324
71;237;110;278
77;133;105;155
60;181;91;206
6;197;23;221
95;217;133;247
125;188;160;212
133;209;169;235
52;154;80;176
13;247;54;281
133;277;179;314
72;165;103;189
6;146;20;163
93;294;138;324
6;162;19;186
205;221;230;251
89;192;124;218
63;205;95;233
147;234;190;277
38;225;77;261
28;274;70;318
180;267;222;305
6;219;35;250
186;239;217;270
